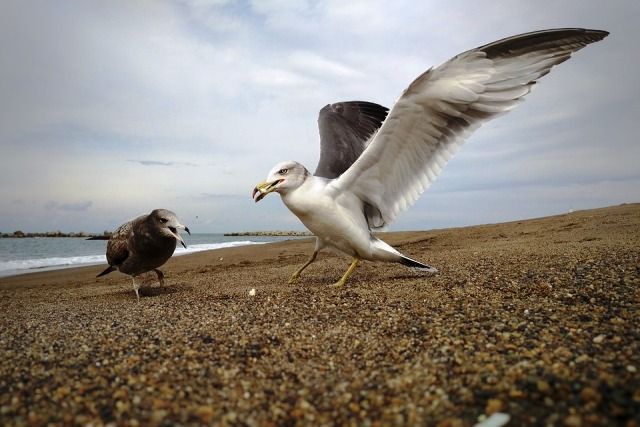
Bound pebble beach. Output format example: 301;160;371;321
1;204;639;426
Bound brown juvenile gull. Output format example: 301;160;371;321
97;209;190;299
253;28;608;287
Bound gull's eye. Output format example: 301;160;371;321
278;168;288;175
160;218;168;224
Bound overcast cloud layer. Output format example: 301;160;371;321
1;0;638;233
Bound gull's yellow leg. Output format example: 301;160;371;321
288;251;318;284
331;258;360;288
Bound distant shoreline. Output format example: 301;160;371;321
224;231;312;237
1;231;312;239
1;231;112;239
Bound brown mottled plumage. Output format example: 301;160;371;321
97;209;190;299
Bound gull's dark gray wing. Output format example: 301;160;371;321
314;101;389;179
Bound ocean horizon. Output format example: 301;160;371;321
0;234;299;279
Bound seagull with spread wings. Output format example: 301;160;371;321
253;28;608;287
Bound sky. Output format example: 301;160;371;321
1;0;638;233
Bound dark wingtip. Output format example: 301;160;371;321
584;28;609;39
478;28;610;59
96;265;116;277
399;256;438;273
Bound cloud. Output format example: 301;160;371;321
45;201;93;212
128;160;197;167
198;193;246;199
287;51;364;79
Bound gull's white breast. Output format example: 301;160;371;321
281;177;373;257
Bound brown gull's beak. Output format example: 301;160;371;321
169;224;189;249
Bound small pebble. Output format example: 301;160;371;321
537;380;550;393
580;387;601;403
437;418;464;427
564;414;582;427
474;413;510;427
485;398;504;415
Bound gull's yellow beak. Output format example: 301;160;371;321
252;179;283;202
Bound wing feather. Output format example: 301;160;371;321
105;219;136;266
330;28;608;229
315;101;388;179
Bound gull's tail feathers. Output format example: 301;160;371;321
399;255;438;273
97;265;117;278
370;237;437;273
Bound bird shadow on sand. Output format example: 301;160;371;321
385;272;440;282
108;284;184;301
139;285;182;297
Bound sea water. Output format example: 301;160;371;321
0;234;297;278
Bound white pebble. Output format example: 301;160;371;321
249;288;256;296
474;413;511;427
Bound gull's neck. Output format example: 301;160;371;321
280;174;329;203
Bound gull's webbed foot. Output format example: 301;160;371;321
330;278;347;288
132;277;140;301
330;258;360;288
287;251;318;285
288;273;301;284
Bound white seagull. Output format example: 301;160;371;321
253;28;608;287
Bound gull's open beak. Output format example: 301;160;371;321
253;179;283;203
169;224;189;249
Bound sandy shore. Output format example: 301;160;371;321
1;204;639;426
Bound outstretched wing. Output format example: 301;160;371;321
331;28;608;229
315;101;389;179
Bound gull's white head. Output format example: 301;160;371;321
253;161;310;202
148;209;191;248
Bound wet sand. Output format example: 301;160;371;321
1;204;639;426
